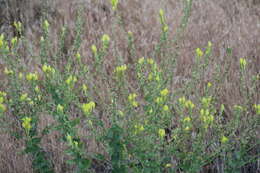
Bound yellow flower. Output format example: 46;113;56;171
114;64;127;74
221;135;229;143
18;72;23;79
88;120;93;127
65;75;77;87
184;126;191;131
178;96;186;105
42;64;55;74
101;34;110;46
0;34;4;48
26;72;38;81
57;104;64;114
128;31;133;37
40;36;44;42
159;9;166;26
0;91;7;98
160;88;169;97
22;117;32;132
138;57;145;64
134;124;144;133
239;58;247;71
155;97;163;104
82;101;95;115
91;44;97;55
20;93;28;102
155;74;160;81
163;105;169;111
0;103;6;113
185;100;195;109
131;101;138;107
148;73;153;81
34;86;40;93
75;52;81;61
128;93;137;102
253;104;260;115
0;97;3;103
82;84;88;92
110;0;119;11
128;93;139;107
163;25;168;32
66;134;73;146
196;48;204;57
158;129;165;138
4;68;14;75
165;163;172;168
201;97;212;108
147;58;154;65
43;20;49;31
207;82;212;88
13;21;22;33
11;37;18;47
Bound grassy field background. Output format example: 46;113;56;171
0;0;259;172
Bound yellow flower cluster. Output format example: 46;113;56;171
114;64;127;75
253;104;260;115
155;89;169;106
22;117;32;133
158;128;165;138
82;101;95;115
42;64;55;75
200;109;214;128
182;116;192;131
134;124;144;134
201;97;212;108
57;104;64;114
66;134;79;148
82;84;88;93
14;21;22;33
147;58;154;65
0;34;9;51
196;48;204;57
110;0;119;11
160;88;169;97
205;41;212;55
91;45;97;56
162;105;169;112
11;37;18;47
75;52;81;62
0;93;7;114
0;34;4;48
239;58;247;71
101;34;110;47
66;75;77;87
26;72;38;81
159;9;168;32
207;82;212;88
43;20;50;31
20;93;34;105
178;96;195;110
4;68;14;75
138;57;145;65
221;135;229;144
128;93;138;107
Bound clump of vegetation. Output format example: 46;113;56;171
0;0;259;172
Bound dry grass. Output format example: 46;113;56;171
0;0;259;172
